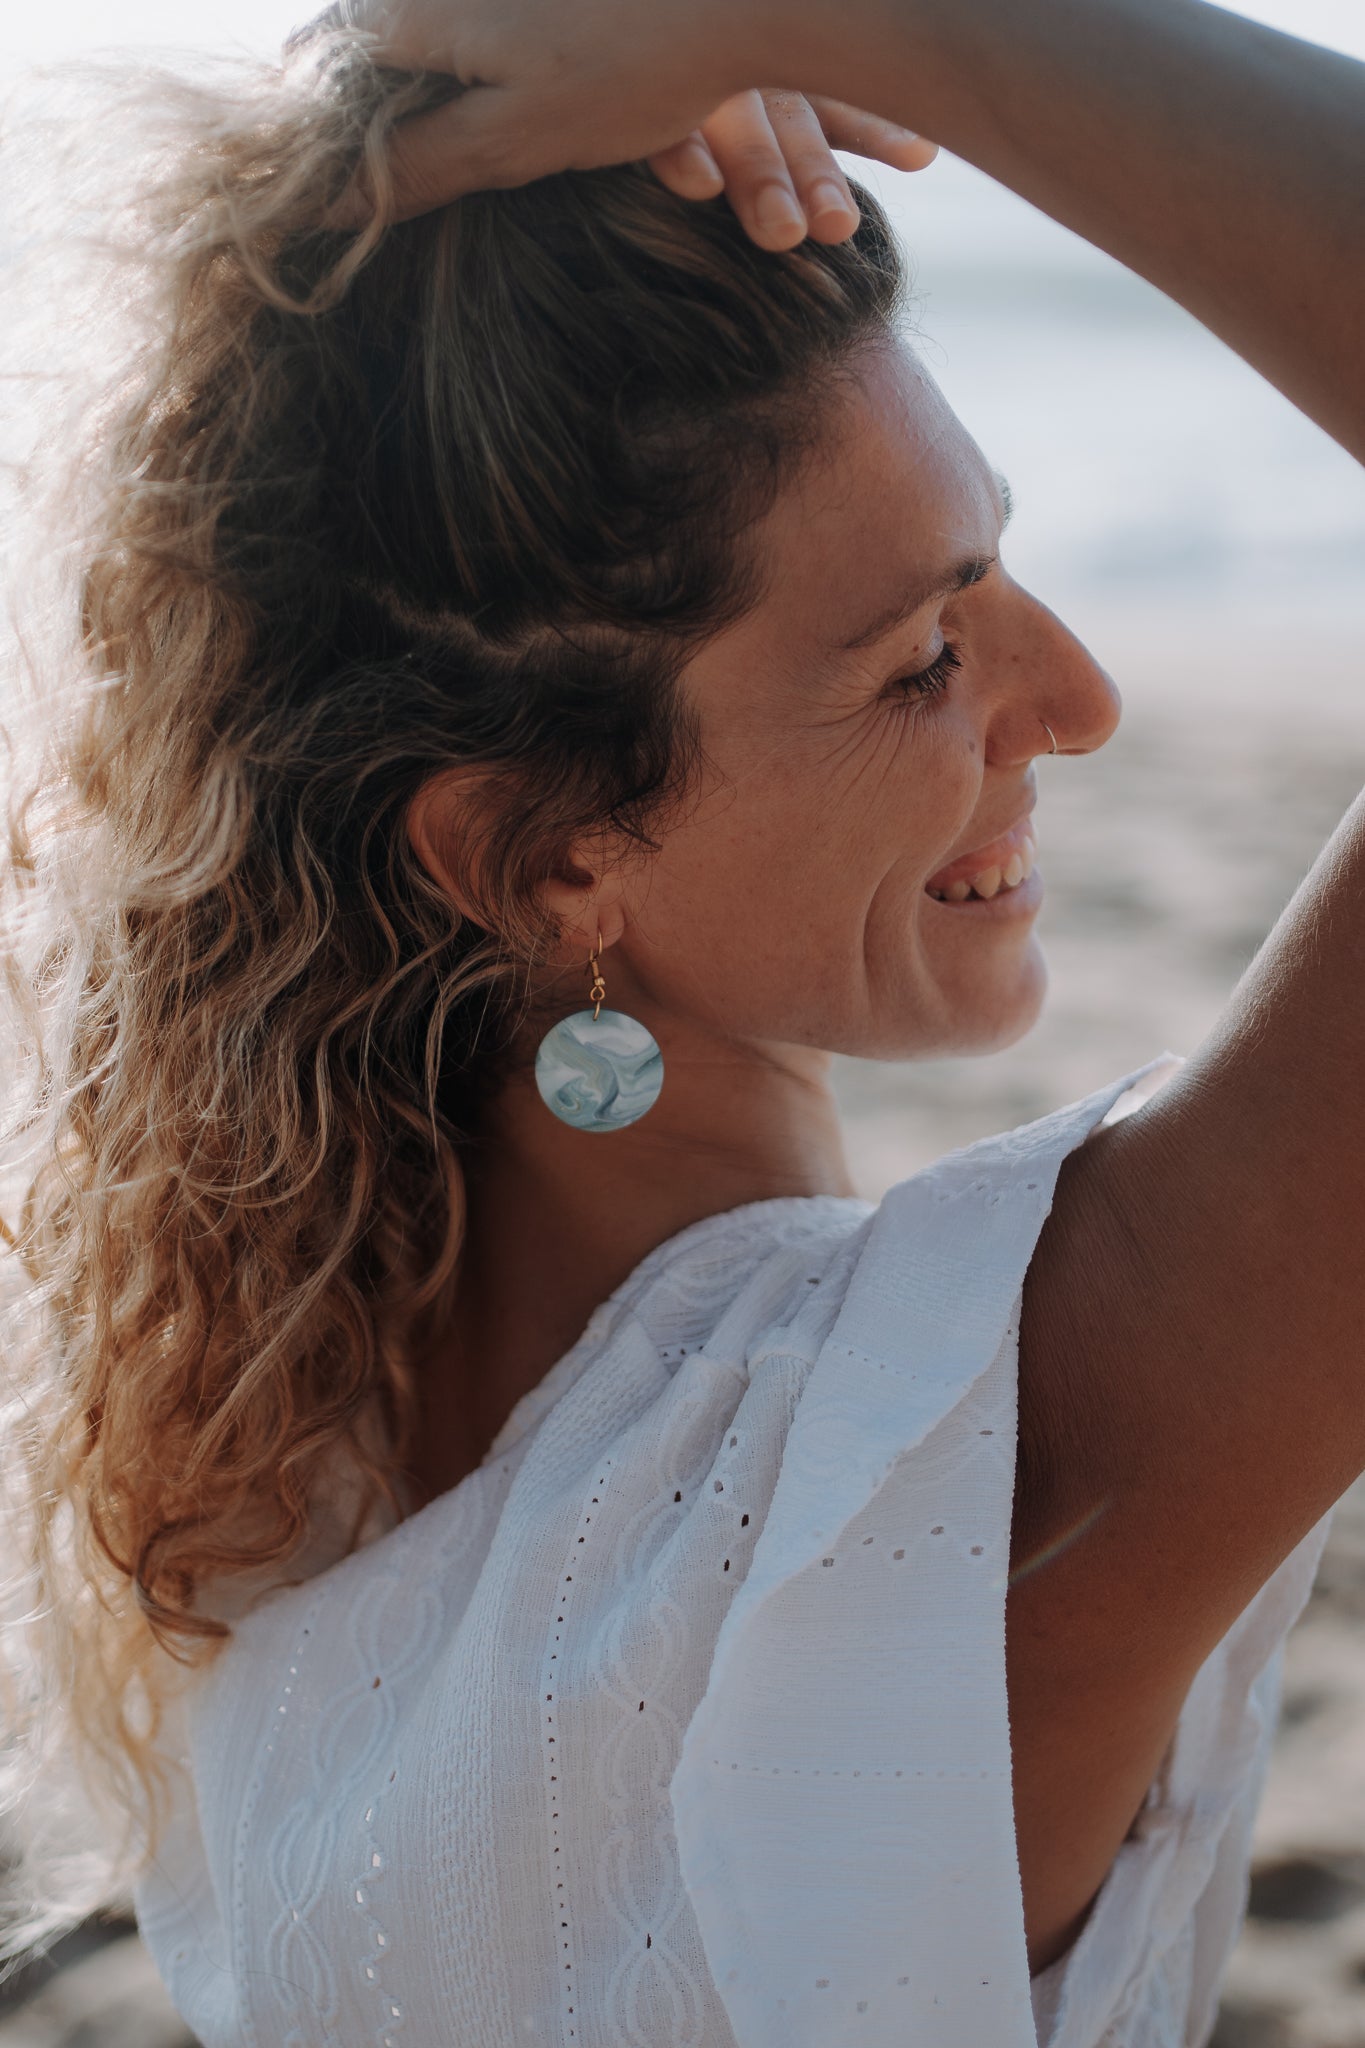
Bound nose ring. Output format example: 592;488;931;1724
1040;720;1059;756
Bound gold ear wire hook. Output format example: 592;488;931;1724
588;929;606;1022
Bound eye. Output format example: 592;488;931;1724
887;640;962;703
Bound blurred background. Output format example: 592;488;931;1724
1;1;1364;2042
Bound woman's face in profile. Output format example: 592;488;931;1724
619;336;1124;1064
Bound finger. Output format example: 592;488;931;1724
696;89;808;252
806;96;941;173
647;131;726;202
758;88;861;244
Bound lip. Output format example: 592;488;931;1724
925;808;1037;894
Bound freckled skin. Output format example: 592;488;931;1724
601;336;1121;1063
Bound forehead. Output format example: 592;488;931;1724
759;336;999;642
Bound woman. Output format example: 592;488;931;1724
1;0;1361;2041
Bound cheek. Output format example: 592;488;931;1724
753;717;957;894
646;712;978;986
815;711;980;906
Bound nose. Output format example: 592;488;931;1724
984;585;1122;765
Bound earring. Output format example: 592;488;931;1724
534;932;664;1133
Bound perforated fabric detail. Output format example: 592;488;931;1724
133;1057;1329;2048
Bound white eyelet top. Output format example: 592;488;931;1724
135;1057;1329;2048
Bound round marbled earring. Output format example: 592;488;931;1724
534;933;664;1134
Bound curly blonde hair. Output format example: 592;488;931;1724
0;26;903;1955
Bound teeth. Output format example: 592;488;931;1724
927;829;1040;903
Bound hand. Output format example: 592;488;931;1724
647;89;937;252
309;0;935;233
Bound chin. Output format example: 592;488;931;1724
950;944;1049;1057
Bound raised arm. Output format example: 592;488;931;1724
355;0;1365;460
805;0;1365;463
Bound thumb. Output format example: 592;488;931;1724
385;83;529;218
329;68;743;225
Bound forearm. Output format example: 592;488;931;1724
780;0;1365;460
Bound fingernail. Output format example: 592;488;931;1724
754;184;806;238
809;179;856;228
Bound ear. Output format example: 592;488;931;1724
406;767;630;964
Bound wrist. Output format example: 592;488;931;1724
707;0;867;96
724;0;981;138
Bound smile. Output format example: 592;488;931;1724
924;818;1039;906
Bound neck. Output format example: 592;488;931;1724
409;1024;856;1504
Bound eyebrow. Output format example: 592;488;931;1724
835;472;1015;653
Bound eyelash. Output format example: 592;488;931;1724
890;640;962;702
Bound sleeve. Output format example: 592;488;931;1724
671;1061;1173;2048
